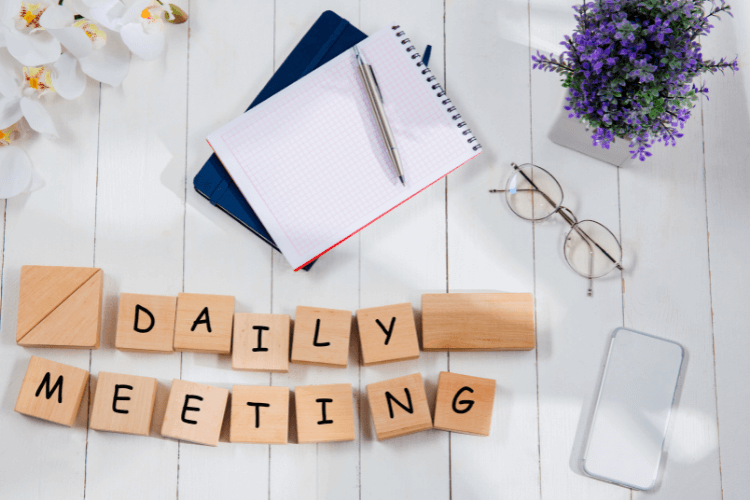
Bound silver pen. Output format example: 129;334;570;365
353;45;405;185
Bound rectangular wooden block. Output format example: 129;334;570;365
89;371;158;436
173;293;235;354
115;293;177;353
14;356;89;426
356;302;420;366
366;373;432;440
291;306;351;368
232;313;290;373
16;265;103;349
161;379;229;446
230;385;289;444
295;383;355;444
421;293;535;351
433;371;496;436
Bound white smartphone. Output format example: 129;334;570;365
582;327;684;490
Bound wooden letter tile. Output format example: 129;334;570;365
14;356;89;426
90;371;158;436
366;373;432;441
295;384;354;443
433;371;496;436
232;313;290;373
291;306;351;368
230;385;289;444
115;293;177;353
161;379;229;446
16;265;103;349
173;293;235;354
421;293;535;351
356;302;419;366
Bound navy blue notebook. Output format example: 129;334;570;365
194;11;367;270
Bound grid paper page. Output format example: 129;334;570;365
208;26;480;270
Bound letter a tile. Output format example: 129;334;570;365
173;293;235;354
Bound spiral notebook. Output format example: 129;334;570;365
207;25;481;271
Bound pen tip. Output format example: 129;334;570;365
399;175;406;185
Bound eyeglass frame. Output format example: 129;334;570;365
490;162;623;296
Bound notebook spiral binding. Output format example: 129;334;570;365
392;25;481;152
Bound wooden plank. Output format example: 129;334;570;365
177;0;274;498
445;0;541;497
269;3;361;499
358;1;450;499
83;2;189;497
0;65;100;498
702;4;750;498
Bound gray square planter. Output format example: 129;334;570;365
549;109;633;167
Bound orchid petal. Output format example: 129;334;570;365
0;145;33;199
0;28;6;47
78;28;130;86
88;0;127;31
0;56;21;99
0;97;21;129
51;52;86;99
47;26;93;59
5;29;61;66
2;0;20;28
19;97;57;138
119;22;164;60
39;4;75;30
119;0;152;25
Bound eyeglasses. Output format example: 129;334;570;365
490;163;623;296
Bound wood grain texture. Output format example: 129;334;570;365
173;293;235;354
232;313;290;372
295;383;355;444
290;306;352;368
89;372;158;436
115;293;177;353
366;373;432;441
230;385;289;444
161;379;229;447
356;302;420;366
422;293;535;351
433;371;495;437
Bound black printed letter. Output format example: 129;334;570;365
133;304;155;333
191;307;212;333
316;398;333;424
312;319;330;347
375;317;396;345
451;387;475;414
181;394;203;424
252;325;270;352
112;384;133;414
385;389;413;419
246;402;271;428
35;372;63;404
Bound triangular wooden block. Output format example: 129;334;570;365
17;268;103;349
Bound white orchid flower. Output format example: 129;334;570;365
0;123;42;199
0;0;62;66
39;3;130;86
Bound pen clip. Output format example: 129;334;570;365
368;65;384;102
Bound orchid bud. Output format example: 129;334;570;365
164;4;188;24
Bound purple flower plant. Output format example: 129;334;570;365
533;0;739;160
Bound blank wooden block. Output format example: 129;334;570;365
291;306;351;368
89;371;158;436
161;379;229;446
366;373;432;441
115;293;177;353
14;356;89;426
16;265;103;349
356;302;420;366
433;371;496;436
232;313;290;372
295;383;355;443
421;293;535;351
173;293;235;354
230;385;289;444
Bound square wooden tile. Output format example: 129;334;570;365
14;356;89;426
16;265;103;349
90;371;158;436
173;293;235;354
295;384;354;443
115;293;177;353
366;373;432;441
433;371;496;436
291;306;351;368
356;302;420;366
232;313;290;373
161;379;229;446
230;385;289;444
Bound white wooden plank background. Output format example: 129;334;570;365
0;0;748;499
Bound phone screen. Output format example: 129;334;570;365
582;328;684;490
